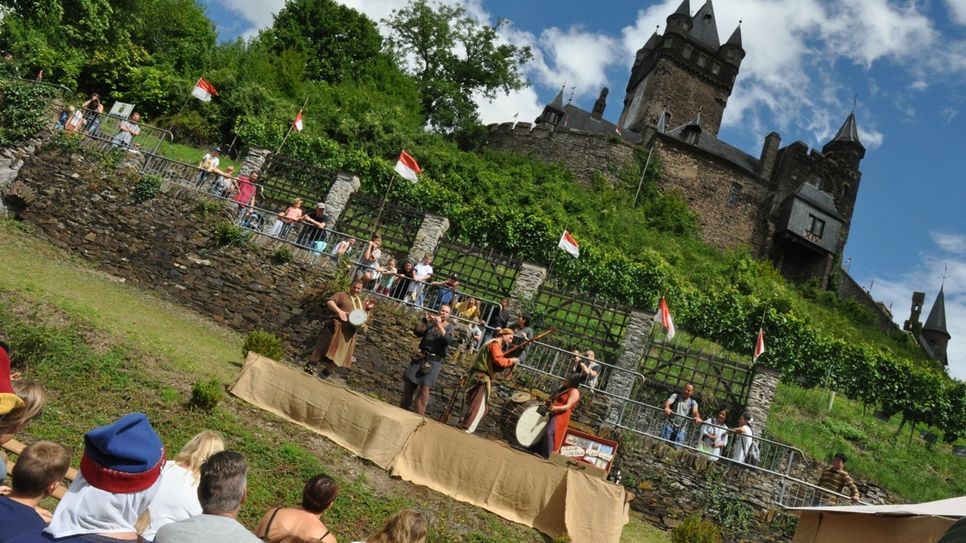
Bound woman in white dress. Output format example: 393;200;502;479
141;430;225;540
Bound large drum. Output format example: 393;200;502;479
500;399;549;448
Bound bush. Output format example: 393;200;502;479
189;379;223;411
270;246;294;265
671;515;722;543
243;330;284;361
131;174;164;204
213;221;249;247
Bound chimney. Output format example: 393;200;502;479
758;132;781;179
591;87;609;120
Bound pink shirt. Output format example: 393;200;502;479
234;177;256;205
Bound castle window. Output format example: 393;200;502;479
807;214;826;239
683;45;693;58
711;63;720;75
663;38;673;48
840;183;851;198
727;183;742;206
697;54;707;68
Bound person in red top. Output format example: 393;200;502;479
460;328;518;433
536;374;581;458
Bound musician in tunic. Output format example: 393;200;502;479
460;328;518;434
535;374;581;458
305;279;375;379
401;304;454;415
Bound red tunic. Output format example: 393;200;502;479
550;387;580;453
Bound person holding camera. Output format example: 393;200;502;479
401;304;454;415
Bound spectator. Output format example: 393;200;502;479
814;452;860;504
350;509;427;543
255;474;338;543
569;350;600;388
154;451;261;543
410;254;434;307
111;112;141;148
483;299;511;342
660;383;701;449
64;106;85;133
0;341;47;486
81;94;104;136
0;441;71;541
375;257;398;295
54;107;70;130
356;234;383;285
509;314;533;364
13;412;166;543
453;297;480;321
467;317;484;353
697;409;729;460
729;412;754;464
210;166;236;198
141;430;226;541
428;274;458;311
296;202;330;249
330;238;356;263
196;147;221;190
275;198;305;239
390;261;415;302
233;171;260;226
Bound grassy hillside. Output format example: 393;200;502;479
0;220;668;543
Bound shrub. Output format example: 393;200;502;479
270;246;294;265
131;174;164;204
671;515;722;543
243;330;284;361
194;198;222;219
213;221;249;247
189;379;223;411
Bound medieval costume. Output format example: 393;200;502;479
460;328;516;433
536;378;581;458
401;309;454;415
307;284;372;378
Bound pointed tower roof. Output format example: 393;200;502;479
549;87;565;110
688;0;721;49
923;287;950;338
672;0;690;18
642;31;661;51
830;112;863;148
724;24;742;48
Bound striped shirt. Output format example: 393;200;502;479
818;467;860;500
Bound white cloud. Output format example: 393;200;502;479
946;0;966;26
213;0;283;32
865;237;966;380
532;27;622;99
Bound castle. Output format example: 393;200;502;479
485;0;951;366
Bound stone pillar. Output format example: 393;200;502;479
406;214;450;264
239;147;271;177
508;263;546;308
744;365;781;434
324;172;361;225
604;310;655;426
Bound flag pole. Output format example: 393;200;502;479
633;138;656;207
371;171;398;239
168;77;201;134
274;97;309;157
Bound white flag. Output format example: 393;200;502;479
394;150;422;183
191;78;218;103
558;230;579;258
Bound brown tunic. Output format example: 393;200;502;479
312;291;365;368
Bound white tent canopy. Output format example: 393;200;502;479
789;496;965;543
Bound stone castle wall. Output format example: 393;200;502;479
485;122;638;186
836;271;902;336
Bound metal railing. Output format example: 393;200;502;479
776;477;869;508
60;109;173;155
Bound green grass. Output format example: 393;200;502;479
769;382;966;503
0;220;659;542
156;139;241;171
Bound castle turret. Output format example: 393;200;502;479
921;287;951;366
904;291;925;335
822;112;865;172
618;0;741;137
535;87;566;128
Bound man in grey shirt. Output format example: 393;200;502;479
155;451;262;543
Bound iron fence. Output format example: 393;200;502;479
532;285;632;361
335;192;424;256
258;154;339;210
433;239;522;301
66;109;172;155
776;478;869;508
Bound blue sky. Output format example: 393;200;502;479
206;0;966;378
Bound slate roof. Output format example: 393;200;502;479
923;287;950;337
830;112;863;148
663;121;760;175
688;1;721;49
793;183;843;220
559;104;642;144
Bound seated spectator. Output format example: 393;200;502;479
0;341;47;485
54;107;70;130
111;112;141;148
355;235;383;287
296;203;330;249
0;441;71;541
350;509;427;543
12;412;166;543
375;258;397;295
155;450;261;543
255;474;338;543
141;430;226;541
64;106;85;133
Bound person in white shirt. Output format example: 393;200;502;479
698;409;729;460
730;412;754;464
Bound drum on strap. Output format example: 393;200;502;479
499;400;548;448
347;309;368;327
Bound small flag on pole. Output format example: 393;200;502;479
293;110;304;132
658;297;676;339
394;150;421;183
615;125;623;135
191;78;219;103
558;230;580;258
753;328;765;361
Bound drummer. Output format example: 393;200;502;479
401;304;455;415
305;278;376;379
460;327;519;434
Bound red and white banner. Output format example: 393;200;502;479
394;150;421;182
293;110;304;132
558;230;580;258
191;78;219;103
753;328;766;361
658;296;675;339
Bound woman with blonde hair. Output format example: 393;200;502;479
0;341;47;484
256;473;339;543
351;509;427;543
141;430;226;540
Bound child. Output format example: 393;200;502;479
376;258;397;295
0;441;72;540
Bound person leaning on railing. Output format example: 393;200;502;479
813;452;860;505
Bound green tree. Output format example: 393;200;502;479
383;0;532;133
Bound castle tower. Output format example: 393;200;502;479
822;112;866;236
618;0;743;136
535;87;566;127
921;287;951;366
904;291;926;335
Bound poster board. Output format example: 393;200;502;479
559;428;619;475
109;101;135;119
